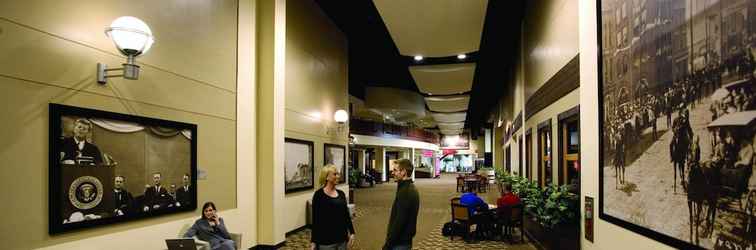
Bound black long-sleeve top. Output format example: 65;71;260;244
383;180;419;249
311;188;355;245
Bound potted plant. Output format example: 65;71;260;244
521;183;579;250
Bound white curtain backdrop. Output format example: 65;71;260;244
89;118;191;140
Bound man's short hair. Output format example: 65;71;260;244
75;118;92;128
115;175;125;181
396;159;413;176
153;172;161;177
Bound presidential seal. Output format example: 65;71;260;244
68;176;104;210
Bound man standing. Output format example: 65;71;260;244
383;159;419;250
60;118;103;165
143;172;170;211
113;176;133;216
175;174;192;207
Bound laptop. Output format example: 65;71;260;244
165;238;196;250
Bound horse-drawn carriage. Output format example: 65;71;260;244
689;111;756;247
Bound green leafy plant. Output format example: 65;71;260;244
496;173;578;229
348;170;361;187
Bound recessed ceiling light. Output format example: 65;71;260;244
428;93;432;95
414;55;423;61
457;54;467;60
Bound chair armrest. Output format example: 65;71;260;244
229;233;242;250
193;237;210;250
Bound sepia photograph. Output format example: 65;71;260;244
324;143;347;184
49;104;197;234
598;0;756;249
285;138;314;193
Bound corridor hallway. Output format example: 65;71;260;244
283;174;536;249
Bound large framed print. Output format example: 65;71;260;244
324;143;347;184
598;1;756;249
49;104;197;234
285;138;315;193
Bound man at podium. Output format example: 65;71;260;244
60;119;103;165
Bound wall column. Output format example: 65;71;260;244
256;0;286;245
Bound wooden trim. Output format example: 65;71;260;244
537;118;552;130
558;105;580;121
525;55;580;120
512;112;523;132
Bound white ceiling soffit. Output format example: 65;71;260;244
410;63;475;95
440;129;462;135
438;123;464;131
425;95;470;113
365;87;427;121
431;112;466;123
373;0;488;57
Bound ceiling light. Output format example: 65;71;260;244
413;55;423;61
457;54;467;60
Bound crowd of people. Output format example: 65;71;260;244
605;47;755;185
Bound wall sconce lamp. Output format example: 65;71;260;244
334;109;349;124
97;16;155;84
327;109;349;136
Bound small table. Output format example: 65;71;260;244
464;178;479;193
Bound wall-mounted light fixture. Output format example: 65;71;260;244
327;109;349;137
97;16;155;84
334;109;349;124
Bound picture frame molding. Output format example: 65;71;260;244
48;103;198;234
284;137;315;194
324;143;347;184
595;1;705;249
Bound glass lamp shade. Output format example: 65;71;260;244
106;16;154;57
334;109;349;123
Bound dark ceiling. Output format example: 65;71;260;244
315;0;525;138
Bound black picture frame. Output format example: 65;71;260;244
324;143;347;184
597;1;755;249
49;103;197;234
284;138;315;193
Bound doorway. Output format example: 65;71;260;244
538;120;552;188
558;107;580;194
385;151;399;180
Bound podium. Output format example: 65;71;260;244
60;164;115;222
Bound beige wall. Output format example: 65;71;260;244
282;0;349;235
522;0;579;99
0;0;257;249
578;1;674;249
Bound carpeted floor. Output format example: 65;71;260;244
283;174;536;250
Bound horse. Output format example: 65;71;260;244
688;160;721;245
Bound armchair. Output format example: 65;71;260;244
178;222;242;250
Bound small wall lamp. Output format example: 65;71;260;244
334;109;349;124
97;16;155;84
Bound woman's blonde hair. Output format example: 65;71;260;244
319;164;339;187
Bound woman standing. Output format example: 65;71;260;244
184;202;235;250
310;165;355;250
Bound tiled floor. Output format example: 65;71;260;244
283;174;537;249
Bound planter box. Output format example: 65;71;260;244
523;212;580;250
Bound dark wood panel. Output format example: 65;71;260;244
513;111;523;132
525;55;580;120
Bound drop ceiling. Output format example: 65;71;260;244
316;0;525;138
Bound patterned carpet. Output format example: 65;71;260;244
282;174;537;250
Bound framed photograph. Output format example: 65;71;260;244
324;143;347;184
49;104;197;234
285;138;314;193
598;1;756;249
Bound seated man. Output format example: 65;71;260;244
460;191;493;240
496;183;520;208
